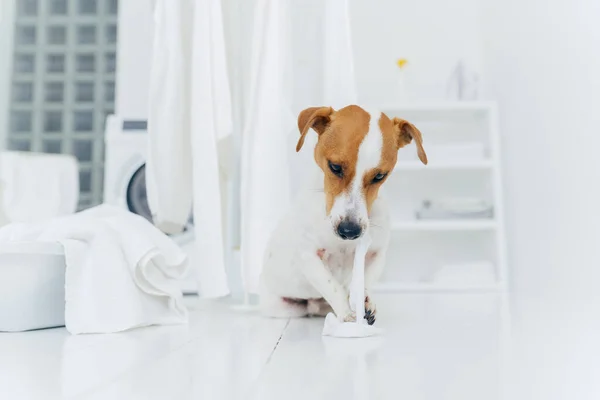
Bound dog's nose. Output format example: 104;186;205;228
337;220;362;240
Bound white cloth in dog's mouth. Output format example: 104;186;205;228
322;233;383;338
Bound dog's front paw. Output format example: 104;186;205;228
364;295;377;325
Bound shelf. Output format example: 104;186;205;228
374;282;504;293
395;160;493;171
391;219;497;231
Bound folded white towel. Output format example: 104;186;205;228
0;205;189;334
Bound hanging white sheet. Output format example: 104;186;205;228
147;0;232;297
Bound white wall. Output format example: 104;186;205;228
286;0;485;107
350;0;483;104
481;0;600;296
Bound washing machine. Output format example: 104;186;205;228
103;115;198;294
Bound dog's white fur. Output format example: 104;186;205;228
259;108;391;322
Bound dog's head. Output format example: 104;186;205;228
296;105;427;241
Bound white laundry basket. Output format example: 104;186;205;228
0;242;66;332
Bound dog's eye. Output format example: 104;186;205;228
328;161;343;177
372;172;387;183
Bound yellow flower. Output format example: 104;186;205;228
396;58;408;69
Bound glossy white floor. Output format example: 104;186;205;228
1;292;598;400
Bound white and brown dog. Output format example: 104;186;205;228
259;105;427;324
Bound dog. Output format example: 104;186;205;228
259;105;427;325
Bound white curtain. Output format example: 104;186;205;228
240;0;357;295
147;0;232;298
323;0;358;108
240;0;295;294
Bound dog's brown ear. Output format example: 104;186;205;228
392;117;428;165
296;106;334;152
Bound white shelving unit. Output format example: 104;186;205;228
374;102;507;293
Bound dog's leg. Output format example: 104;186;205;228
363;249;386;325
306;298;333;317
259;289;309;319
300;252;354;321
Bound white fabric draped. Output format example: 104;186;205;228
323;0;359;108
239;0;358;294
240;0;295;294
147;0;232;298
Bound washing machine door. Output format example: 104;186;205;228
126;163;193;232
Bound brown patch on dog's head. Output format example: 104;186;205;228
312;106;371;214
296;105;427;240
